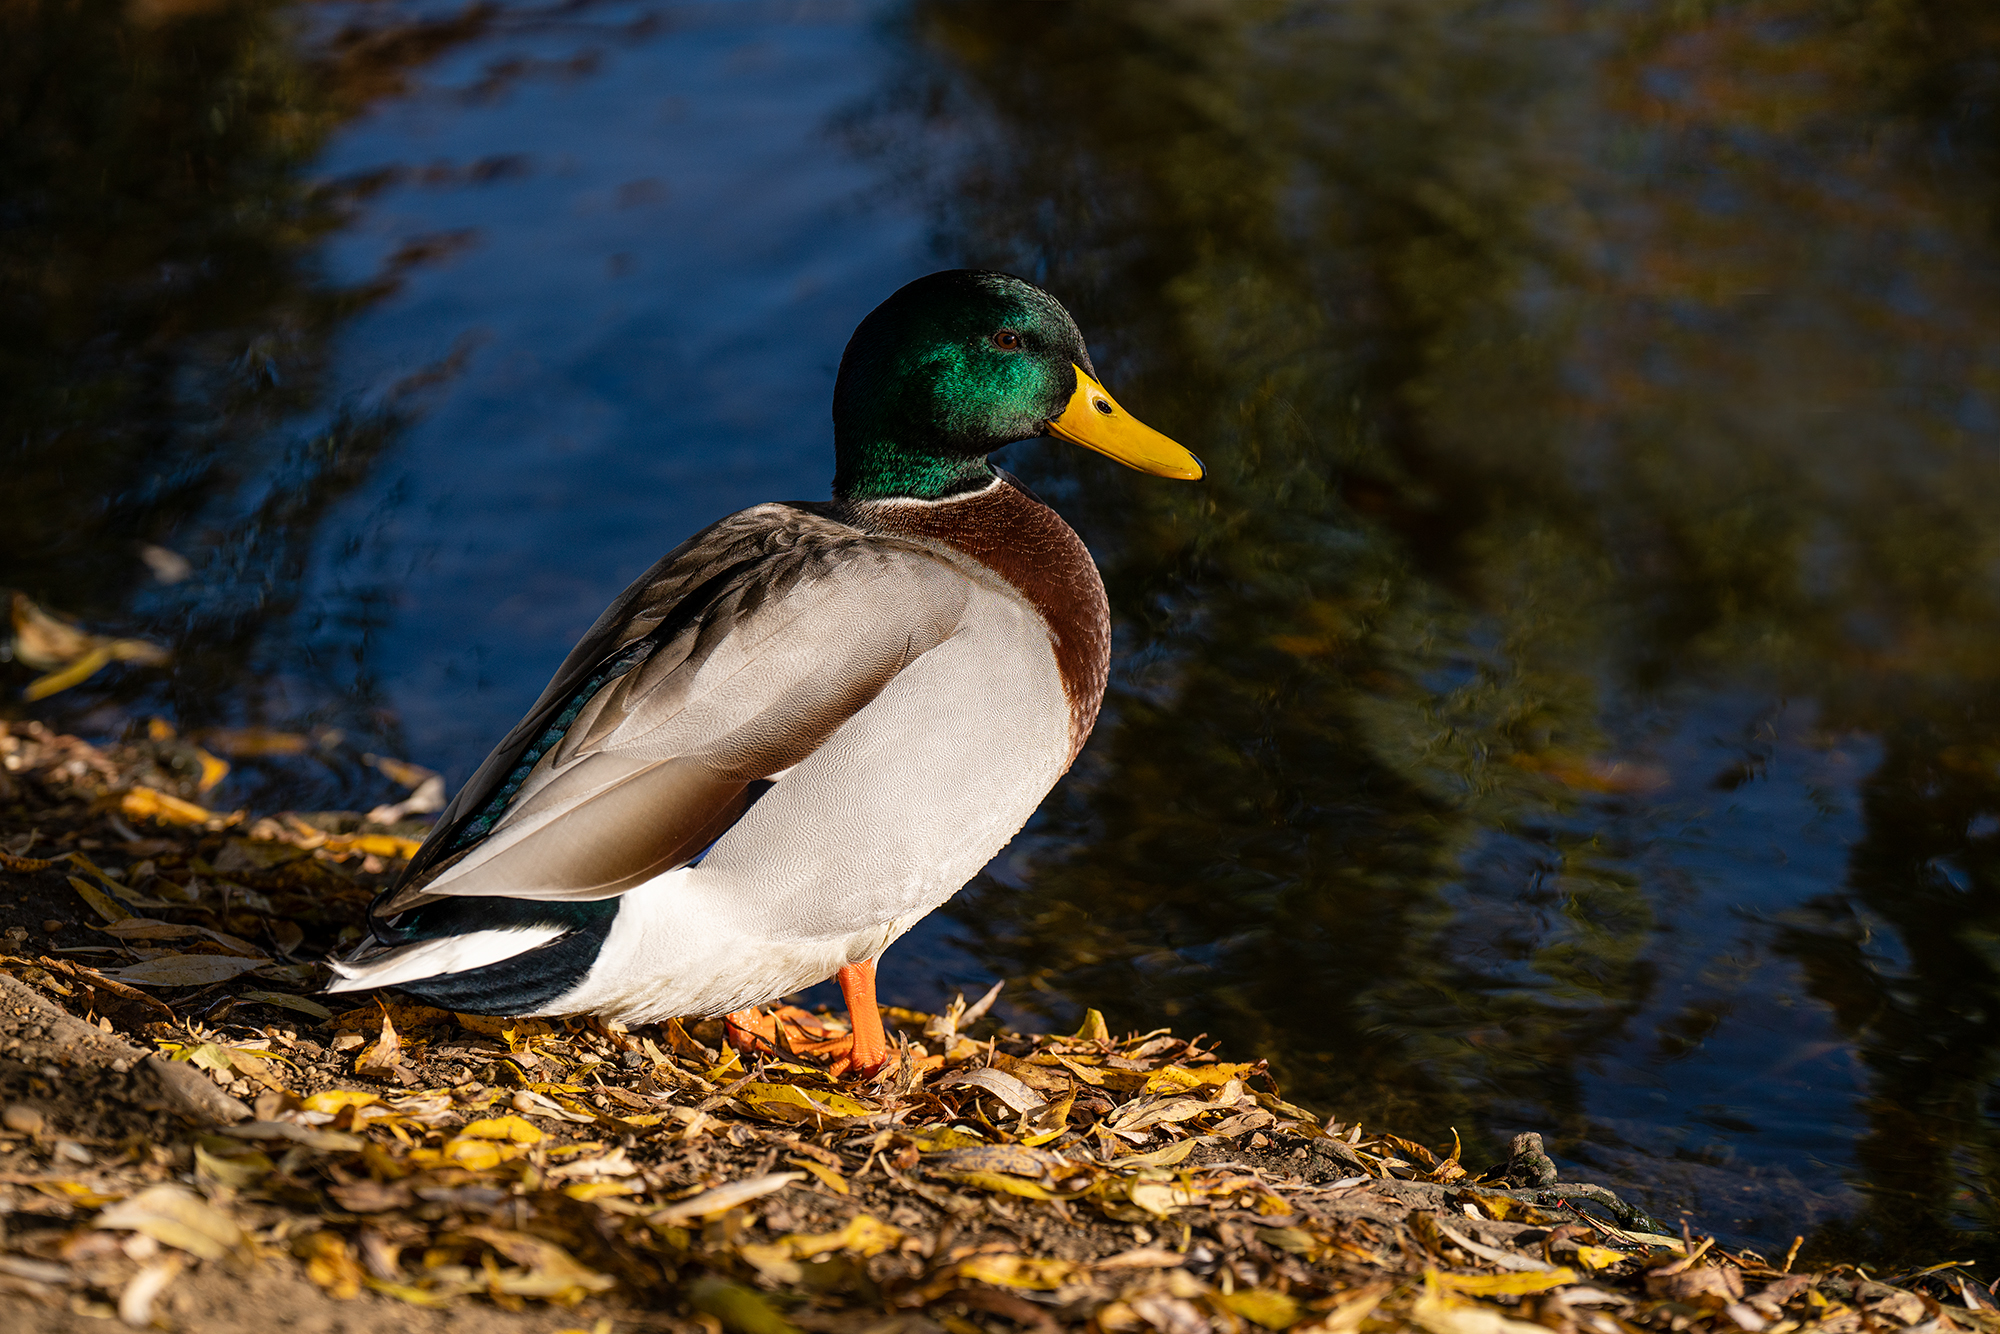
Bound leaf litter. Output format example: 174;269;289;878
1;719;1995;1332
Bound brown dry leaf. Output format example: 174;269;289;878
355;1007;404;1076
328;1180;413;1213
939;1066;1046;1113
98;953;267;986
95;918;265;957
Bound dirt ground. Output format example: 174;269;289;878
2;718;1994;1334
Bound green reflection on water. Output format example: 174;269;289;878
894;0;2000;1261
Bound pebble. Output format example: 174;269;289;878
2;1103;45;1135
39;919;63;933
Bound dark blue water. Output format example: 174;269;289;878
10;0;2000;1266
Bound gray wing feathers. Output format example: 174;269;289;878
385;507;970;909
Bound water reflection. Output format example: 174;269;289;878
887;0;2000;1261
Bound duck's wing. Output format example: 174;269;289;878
374;502;970;917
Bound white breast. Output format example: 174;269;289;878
548;575;1071;1023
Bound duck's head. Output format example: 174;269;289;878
832;269;1203;501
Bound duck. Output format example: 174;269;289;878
326;269;1203;1075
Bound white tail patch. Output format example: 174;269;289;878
325;925;565;993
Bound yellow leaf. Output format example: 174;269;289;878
193;747;229;794
1572;1245;1628;1271
323;833;422;860
935;1169;1059;1200
362;1277;450;1307
734;1081;874;1121
1142;1063;1257;1094
787;1157;850;1195
120;786;214;827
66;875;130;924
562;1181;638;1201
458;1227;616;1300
1110;1138;1200;1170
436;1139;507;1170
689;1276;803;1334
459;1116;543;1144
1218;1288;1304;1330
956;1254;1081;1290
1070;1009;1111;1042
295;1231;363;1299
303;1090;381;1115
1430;1268;1578;1296
35;1180;123;1208
1458;1191;1556;1225
1409;1292;1551;1334
772;1213;905;1260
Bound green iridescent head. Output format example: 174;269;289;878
831;270;1202;501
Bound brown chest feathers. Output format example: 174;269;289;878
852;480;1110;762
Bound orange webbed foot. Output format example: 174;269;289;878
719;961;891;1079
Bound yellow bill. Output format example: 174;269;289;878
1046;365;1203;479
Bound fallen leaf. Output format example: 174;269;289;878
355;1008;403;1077
1432;1269;1579;1296
650;1172;806;1224
117;1256;183;1328
733;1081;874;1121
1217;1287;1304;1329
458;1115;544;1144
94;918;265;957
328;1180;413;1213
66;876;130;924
956;1253;1082;1290
119;787;212;828
787;1156;850;1194
939;1066;1046;1114
689;1276;803;1334
294;1231;363;1299
95;1185;248;1262
97;954;266;986
1109;1138;1201;1169
237;990;334;1020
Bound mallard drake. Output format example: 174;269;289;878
327;270;1202;1074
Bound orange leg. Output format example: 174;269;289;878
720;960;891;1078
832;960;890;1077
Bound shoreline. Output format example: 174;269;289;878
0;720;1985;1334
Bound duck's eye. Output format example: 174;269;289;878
990;329;1024;350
